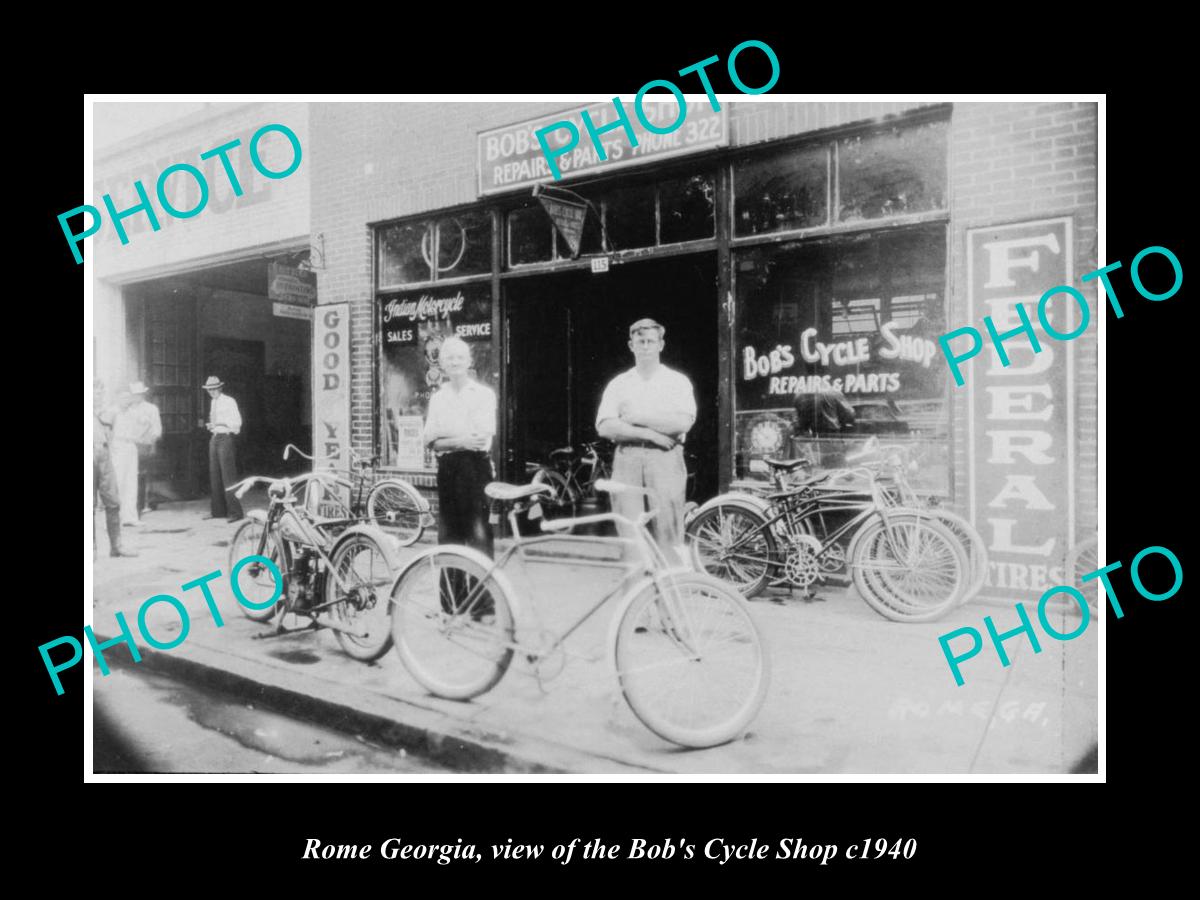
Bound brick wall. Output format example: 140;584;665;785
946;102;1098;535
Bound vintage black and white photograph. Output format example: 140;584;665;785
86;96;1100;775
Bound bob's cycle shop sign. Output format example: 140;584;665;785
966;217;1075;605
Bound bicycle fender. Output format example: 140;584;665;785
332;522;402;570
386;543;526;624
686;492;771;527
844;507;931;567
246;508;268;525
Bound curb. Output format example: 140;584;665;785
98;632;661;775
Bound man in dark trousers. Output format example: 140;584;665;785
93;379;136;557
202;375;244;522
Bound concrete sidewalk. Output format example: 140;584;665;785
88;501;1098;774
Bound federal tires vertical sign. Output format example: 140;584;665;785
967;217;1075;605
315;302;351;482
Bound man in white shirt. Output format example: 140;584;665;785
112;382;165;525
422;336;497;558
596;318;696;561
203;375;244;521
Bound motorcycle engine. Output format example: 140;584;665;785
287;549;321;610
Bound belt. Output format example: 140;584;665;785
436;449;490;458
616;440;674;451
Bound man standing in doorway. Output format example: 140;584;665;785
120;381;163;519
93;379;136;557
203;375;244;522
595;318;696;562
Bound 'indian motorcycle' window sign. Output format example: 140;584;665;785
378;283;495;470
967;217;1075;604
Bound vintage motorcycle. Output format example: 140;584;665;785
227;470;401;661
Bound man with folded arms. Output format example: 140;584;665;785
595;318;696;562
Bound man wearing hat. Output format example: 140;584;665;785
595;318;696;561
203;376;244;521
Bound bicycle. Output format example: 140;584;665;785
825;439;989;607
685;462;969;622
387;478;770;749
524;441;614;531
227;470;401;661
706;440;989;608
282;443;432;547
527;440;700;533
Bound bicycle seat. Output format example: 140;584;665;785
764;458;811;473
548;446;575;460
484;481;555;502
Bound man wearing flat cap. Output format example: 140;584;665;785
203;376;243;521
595;318;696;561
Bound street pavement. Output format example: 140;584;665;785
88;501;1098;774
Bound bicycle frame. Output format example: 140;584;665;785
722;474;924;571
413;493;692;667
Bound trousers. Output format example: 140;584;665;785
111;438;139;525
209;433;243;520
435;450;494;555
94;451;123;554
611;444;687;564
435;450;495;616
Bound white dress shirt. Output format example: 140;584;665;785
208;393;242;435
422;379;496;453
595;364;696;440
114;400;163;446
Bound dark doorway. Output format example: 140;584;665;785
203;337;266;477
505;253;719;501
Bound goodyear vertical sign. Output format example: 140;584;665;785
314;302;351;499
967;218;1075;604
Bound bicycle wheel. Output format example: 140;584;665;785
366;479;426;547
389;549;515;700
229;520;287;623
530;468;578;533
327;533;396;662
684;504;776;598
851;514;967;623
928;509;989;606
614;572;770;748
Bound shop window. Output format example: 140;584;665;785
837;120;948;222
379;214;494;286
508;204;553;266
733;226;949;496
734;144;828;236
601;183;656;250
378;221;430;286
659;174;715;244
436;210;492;277
378;282;496;471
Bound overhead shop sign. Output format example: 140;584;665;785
269;261;317;307
478;100;728;196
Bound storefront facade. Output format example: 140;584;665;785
310;99;1098;605
93;102;314;501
